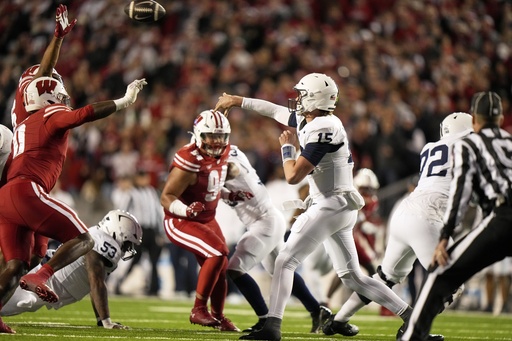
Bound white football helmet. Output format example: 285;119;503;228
193;109;231;157
440;112;473;139
98;209;142;261
24;76;70;112
354;168;380;190
289;73;339;114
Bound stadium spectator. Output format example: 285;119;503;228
2;1;510;213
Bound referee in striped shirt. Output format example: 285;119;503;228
400;91;512;340
115;170;164;296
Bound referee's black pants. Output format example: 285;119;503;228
125;227;162;295
400;205;512;340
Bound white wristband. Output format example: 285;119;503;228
113;97;130;111
169;200;188;217
281;144;296;163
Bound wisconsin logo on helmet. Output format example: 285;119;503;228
24;76;70;112
35;79;58;96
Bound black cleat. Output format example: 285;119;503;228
396;323;444;341
322;315;359;336
243;318;267;333
239;327;281;341
310;305;332;333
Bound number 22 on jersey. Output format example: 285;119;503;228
419;144;449;178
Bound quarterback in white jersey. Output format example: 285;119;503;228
1;210;142;330
333;112;473;340
216;73;414;341
224;145;330;333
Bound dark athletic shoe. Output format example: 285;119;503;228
322;315;359;336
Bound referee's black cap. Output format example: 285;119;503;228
470;91;502;117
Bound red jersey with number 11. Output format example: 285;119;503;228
8;103;95;193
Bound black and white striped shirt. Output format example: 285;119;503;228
115;186;164;229
441;125;512;239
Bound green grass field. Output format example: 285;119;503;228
3;296;512;340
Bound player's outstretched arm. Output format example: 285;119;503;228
215;92;291;125
86;251;129;330
91;78;147;120
214;93;243;116
35;4;77;79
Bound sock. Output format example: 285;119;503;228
292;272;320;314
195;256;225;307
194;297;207;308
335;291;367;322
210;275;227;318
210;257;228;318
36;264;55;281
400;306;413;322
233;273;269;316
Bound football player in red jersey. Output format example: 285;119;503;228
0;76;147;334
9;4;77;275
161;110;252;332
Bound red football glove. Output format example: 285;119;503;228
186;202;205;218
228;191;254;202
55;4;77;38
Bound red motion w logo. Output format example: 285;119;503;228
36;79;57;96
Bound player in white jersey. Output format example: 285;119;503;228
1;210;142;330
0;125;13;183
331;112;473;340
216;73;416;341
224;145;331;333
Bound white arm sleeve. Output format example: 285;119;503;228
241;98;292;126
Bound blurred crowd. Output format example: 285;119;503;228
1;0;512;220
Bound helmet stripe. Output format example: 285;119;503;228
212;110;223;128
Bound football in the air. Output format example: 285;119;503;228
124;0;166;23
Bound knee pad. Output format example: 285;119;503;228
276;250;300;271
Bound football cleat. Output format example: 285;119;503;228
215;315;241;332
239;327;281;341
0;319;15;334
322;316;359;336
190;306;220;327
19;274;59;303
243;318;267;332
310;305;332;333
396;323;444;341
